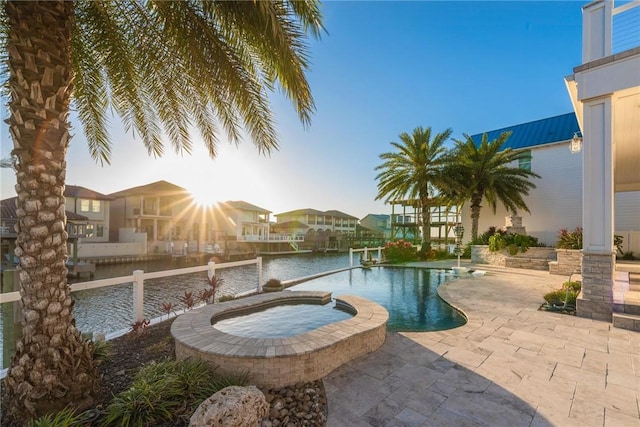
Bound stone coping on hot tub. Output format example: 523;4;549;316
171;290;388;389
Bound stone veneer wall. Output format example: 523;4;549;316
577;252;614;322
549;249;583;276
472;245;556;270
172;291;388;389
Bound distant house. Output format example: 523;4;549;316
64;185;113;242
275;209;359;250
359;214;391;239
460;112;639;251
108;180;195;253
217;201;271;242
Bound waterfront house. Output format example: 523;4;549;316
275;209;358;250
64;185;113;243
108;180;195;254
461;1;639;323
460;112;639;251
360;214;392;239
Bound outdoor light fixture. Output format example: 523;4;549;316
570;132;583;153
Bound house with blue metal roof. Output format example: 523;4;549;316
459;112;639;255
468;112;581;151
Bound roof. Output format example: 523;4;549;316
272;220;309;229
323;210;359;220
276;208;358;219
65;185;114;200
362;214;389;221
219;201;271;213
276;208;325;217
1;197;89;221
108;180;188;198
469;112;580;151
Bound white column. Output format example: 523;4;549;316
583;96;614;254
578;96;615;321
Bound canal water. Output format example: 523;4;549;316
0;252;350;368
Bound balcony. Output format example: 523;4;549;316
582;1;640;63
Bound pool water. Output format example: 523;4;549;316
292;267;466;331
212;302;353;338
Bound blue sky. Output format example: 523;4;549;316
0;1;585;219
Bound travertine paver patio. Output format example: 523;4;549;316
324;261;640;426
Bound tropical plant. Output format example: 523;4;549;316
160;301;175;319
556;227;583;249
101;359;249;427
27;406;95;427
1;1;323;420
383;239;419;264
180;291;196;310
488;232;540;255
375;126;453;251
442;132;540;240
129;318;151;337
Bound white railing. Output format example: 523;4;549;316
349;247;384;267
0;258;263;322
583;1;640;63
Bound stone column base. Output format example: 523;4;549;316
576;252;614;322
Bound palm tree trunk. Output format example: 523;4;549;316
4;1;98;420
470;193;483;240
420;193;431;252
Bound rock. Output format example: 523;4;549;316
189;385;269;427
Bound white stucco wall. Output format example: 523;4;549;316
461;141;582;246
460;141;640;251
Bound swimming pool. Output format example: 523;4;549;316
291;267;466;331
213;301;353;338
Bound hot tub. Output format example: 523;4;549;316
171;291;388;389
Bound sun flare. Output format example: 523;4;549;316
189;184;219;207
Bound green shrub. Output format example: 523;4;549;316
102;359;249;427
614;234;624;255
544;289;579;306
92;339;112;365
383;239;419;263
563;280;582;292
28;407;84;427
218;294;236;302
556;227;583;249
488;233;540;254
620;251;636;261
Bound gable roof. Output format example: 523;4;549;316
272;220;309;229
220;200;271;213
108;180;188;198
276;208;358;219
65;185;113;200
469;112;580;151
1;197;89;221
323;210;359;220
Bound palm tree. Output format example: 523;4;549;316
446;132;540;240
1;0;323;420
375;126;453;252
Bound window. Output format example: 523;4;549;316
518;150;532;171
96;225;104;238
80;199;90;212
92;200;101;213
86;224;94;238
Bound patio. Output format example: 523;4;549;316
325;261;640;426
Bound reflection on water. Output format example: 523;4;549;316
293;267;466;332
1;252;350;368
